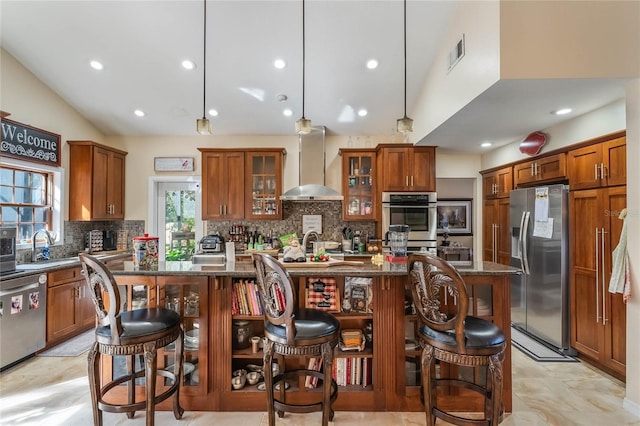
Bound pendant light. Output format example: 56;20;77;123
396;0;413;134
295;0;311;135
196;0;212;135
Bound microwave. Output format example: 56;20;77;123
0;227;17;273
381;192;437;252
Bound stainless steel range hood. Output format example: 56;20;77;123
280;126;343;201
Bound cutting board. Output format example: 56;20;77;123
245;248;280;256
282;259;364;268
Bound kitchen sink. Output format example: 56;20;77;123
192;253;226;265
17;258;79;270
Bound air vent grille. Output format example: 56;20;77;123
447;34;465;73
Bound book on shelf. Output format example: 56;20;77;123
344;277;373;313
305;278;339;312
332;357;371;387
232;279;263;316
304;356;323;388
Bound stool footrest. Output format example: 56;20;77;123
272;369;338;414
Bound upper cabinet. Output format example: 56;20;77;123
481;166;512;199
376;144;435;192
339;148;376;221
199;148;285;221
513;153;567;187
245;150;285;220
68;140;127;220
568;136;626;190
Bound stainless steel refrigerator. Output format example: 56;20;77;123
510;184;574;353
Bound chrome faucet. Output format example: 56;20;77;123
301;230;320;252
31;229;55;262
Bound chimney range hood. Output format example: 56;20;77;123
280;126;343;201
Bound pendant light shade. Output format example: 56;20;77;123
397;0;413;134
196;0;211;135
295;0;311;135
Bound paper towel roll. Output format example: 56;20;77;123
225;241;236;260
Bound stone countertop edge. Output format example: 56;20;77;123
3;256;521;280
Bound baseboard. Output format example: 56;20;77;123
623;397;640;419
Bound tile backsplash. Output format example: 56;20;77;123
16;220;144;263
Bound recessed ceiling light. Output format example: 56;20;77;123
182;60;196;70
553;108;572;115
134;109;145;117
366;59;378;70
208;109;218;117
358;109;368;117
274;59;286;69
90;60;103;70
283;109;293;117
481;142;492;148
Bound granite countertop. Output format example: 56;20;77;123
107;259;520;278
2;255;520;281
1;251;131;280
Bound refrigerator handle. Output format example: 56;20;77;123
521;211;531;275
517;212;526;270
595;228;600;323
602;227;607;325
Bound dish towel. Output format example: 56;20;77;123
609;208;631;302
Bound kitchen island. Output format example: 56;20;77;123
102;259;519;414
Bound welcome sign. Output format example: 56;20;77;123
1;118;61;167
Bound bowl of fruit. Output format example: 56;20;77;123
309;251;331;262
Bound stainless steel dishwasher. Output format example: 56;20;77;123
0;272;47;370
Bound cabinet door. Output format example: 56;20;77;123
496;198;511;265
410;147;435;191
494;167;513;198
109;151;126;219
602;137;626;188
92;146;112;219
202;152;245;220
245;151;283;220
568;145;603;190
381;147;411;191
47;281;81;343
602;186;626;374
158;275;209;396
514;154;566;187
342;150;376;220
570;189;604;360
79;283;96;328
482;199;498;262
513;160;538;186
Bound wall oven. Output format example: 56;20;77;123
381;192;437;253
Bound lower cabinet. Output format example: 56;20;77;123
46;266;94;347
482;198;511;265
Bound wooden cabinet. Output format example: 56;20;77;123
567;136;626;190
376;144;435;192
68;140;127;220
200;148;285;221
46;266;94;346
200;149;245;220
340;148;376;220
245;150;286;220
513;153;566;187
482;198;510;265
570;186;626;378
481;166;512;199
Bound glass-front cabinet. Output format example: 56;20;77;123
339;148;376;221
245;150;285;220
157;275;209;397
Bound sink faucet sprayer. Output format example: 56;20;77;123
31;229;55;262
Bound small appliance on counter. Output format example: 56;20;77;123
198;233;225;253
85;230;104;252
103;230;117;251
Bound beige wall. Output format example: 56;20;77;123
500;1;639;79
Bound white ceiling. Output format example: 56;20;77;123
0;1;630;153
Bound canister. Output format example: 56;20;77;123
132;233;159;269
232;320;252;349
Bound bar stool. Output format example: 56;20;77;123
252;253;339;426
79;254;184;426
407;253;506;426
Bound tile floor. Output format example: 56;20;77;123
0;348;638;425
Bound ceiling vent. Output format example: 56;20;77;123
447;34;465;73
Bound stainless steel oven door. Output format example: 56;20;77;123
381;192;437;249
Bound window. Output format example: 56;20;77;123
0;160;61;246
